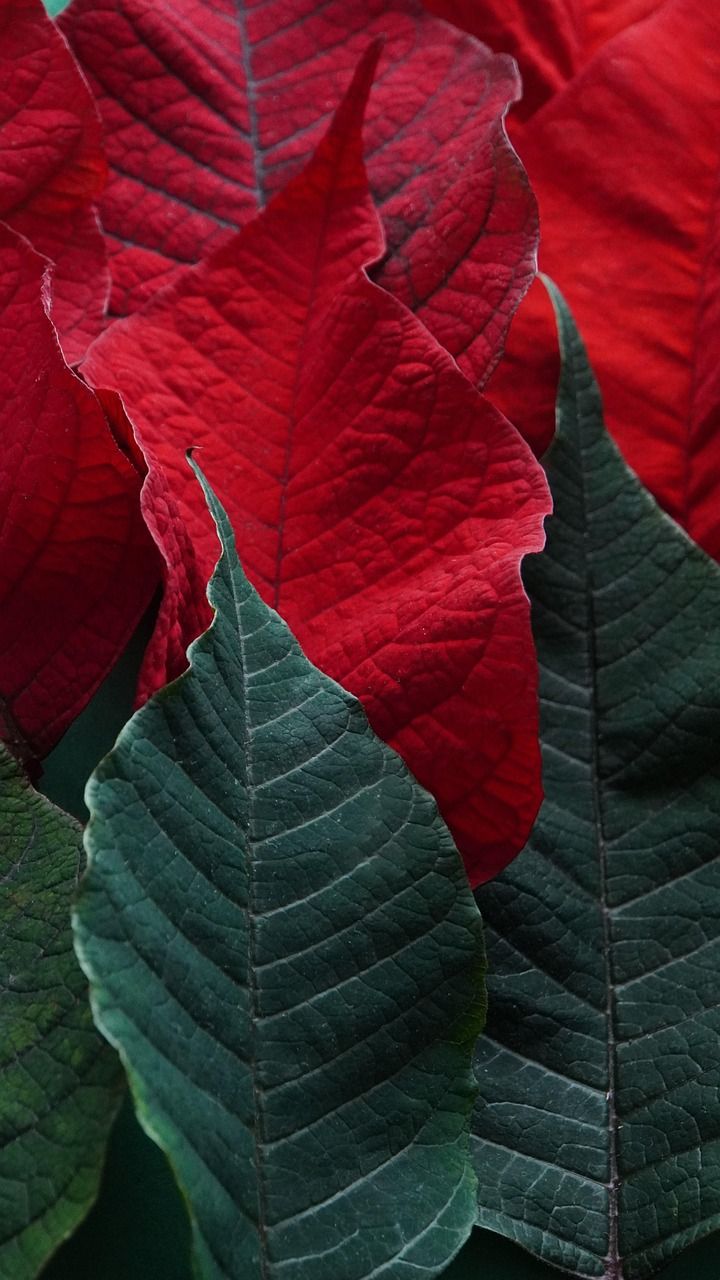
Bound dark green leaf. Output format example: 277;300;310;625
74;461;486;1280
440;1229;720;1280
472;285;720;1279
0;746;121;1279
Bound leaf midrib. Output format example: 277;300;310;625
234;0;266;209
226;548;271;1278
574;365;622;1280
268;113;356;612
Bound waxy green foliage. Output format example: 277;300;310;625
472;288;720;1279
73;461;486;1280
0;746;120;1280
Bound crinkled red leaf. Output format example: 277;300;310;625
0;0;109;361
81;52;550;886
426;0;666;117
483;0;720;559
60;0;536;386
0;224;157;761
95;385;210;700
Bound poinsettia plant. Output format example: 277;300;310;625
1;2;718;1280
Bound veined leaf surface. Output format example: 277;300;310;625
0;225;156;762
81;53;550;889
0;0;109;360
74;462;486;1280
0;746;120;1280
471;288;720;1278
59;0;536;385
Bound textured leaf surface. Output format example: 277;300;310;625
60;0;536;386
0;223;157;761
426;0;664;117
476;0;720;559
471;288;720;1278
81;56;550;887
0;0;109;361
0;744;120;1280
74;460;486;1280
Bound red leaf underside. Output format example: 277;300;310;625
61;0;537;386
0;0;109;361
82;53;550;886
0;225;157;760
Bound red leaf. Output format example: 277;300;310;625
60;0;536;386
580;0;667;57
424;0;578;118
426;0;666;117
0;224;157;761
95;386;210;703
0;0;109;361
483;1;720;559
81;52;550;886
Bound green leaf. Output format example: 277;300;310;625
74;459;486;1280
471;285;720;1279
440;1229;720;1280
0;746;121;1280
43;1096;193;1280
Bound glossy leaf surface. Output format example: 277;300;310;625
0;225;157;761
472;289;720;1277
0;745;120;1280
60;0;536;385
81;56;550;887
0;0;109;360
74;462;486;1280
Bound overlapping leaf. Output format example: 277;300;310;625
60;0;536;386
81;55;550;887
0;0;109;360
471;289;720;1278
74;460;486;1280
447;0;720;560
0;224;157;761
426;0;665;117
0;744;121;1280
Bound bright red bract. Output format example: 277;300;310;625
439;0;720;560
426;0;666;116
60;0;537;386
82;55;550;887
0;0;109;361
0;224;157;760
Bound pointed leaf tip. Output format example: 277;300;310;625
472;302;720;1279
76;470;486;1280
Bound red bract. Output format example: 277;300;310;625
81;53;550;887
426;0;665;117
440;0;720;561
0;224;157;761
60;0;536;386
0;0;109;362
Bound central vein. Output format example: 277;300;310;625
235;0;266;208
577;403;623;1280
